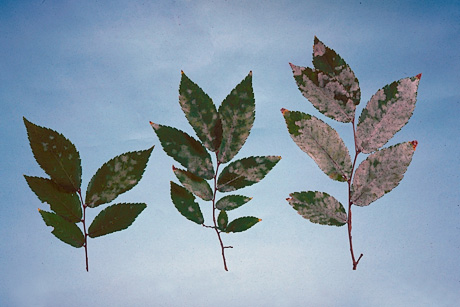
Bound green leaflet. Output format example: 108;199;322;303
151;123;214;180
217;72;255;163
85;147;154;207
217;156;281;192
24;176;82;223
172;166;213;201
215;195;252;211
287;191;347;226
282;109;352;182
217;210;228;231
88;203;146;238
356;75;421;153
39;209;85;248
179;72;222;152
23;118;81;192
170;181;204;225
226;216;260;233
351;141;417;207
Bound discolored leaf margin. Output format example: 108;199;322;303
170;181;204;225
287;191;347;226
88;203;146;238
39;209;85;247
25;176;82;223
356;75;421;153
85;146;154;207
23;117;81;192
217;156;281;192
172;166;213;201
282;109;351;182
351;141;417;207
151;123;214;180
226;216;261;233
217;210;228;231
179;71;223;152
215;195;252;211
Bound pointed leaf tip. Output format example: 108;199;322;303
249;71;252;76
281;108;289;115
410;140;418;150
416;73;422;80
181;70;184;74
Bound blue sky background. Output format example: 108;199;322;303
1;0;459;306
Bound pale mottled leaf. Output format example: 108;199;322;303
217;156;281;192
287;191;347;226
25;176;82;223
226;216;260;233
215;195;252;211
151;123;214;180
24;117;81;192
39;209;85;248
85;146;154;207
282;109;352;182
351;141;418;206
217;210;228;231
173;166;213;201
179;71;222;152
356;75;421;153
217;72;255;163
170;181;204;224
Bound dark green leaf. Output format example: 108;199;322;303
170;181;204;224
151;123;214;180
173;166;213;201
226;216;260;233
217;156;281;192
23;117;81;192
85;146;154;207
217;72;255;163
217;210;228;231
38;209;84;248
179;71;222;152
215;195;252;211
25;176;82;223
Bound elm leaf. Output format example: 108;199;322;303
24;117;81;192
226;216;260;233
217;210;228;231
85;146;154;207
287;191;347;226
351;141;418;206
170;181;204;225
217;156;281;192
356;75;421;153
282;109;352;181
215;195;252;211
39;209;84;248
172;166;213;201
25;176;82;223
88;203;146;238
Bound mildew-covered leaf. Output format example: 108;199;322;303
356;75;421;153
282;109;352;181
85;146;154;207
215;195;252;211
172;166;213;201
38;209;85;248
24;117;81;192
217;210;228;231
217;156;281;192
226;216;260;233
179;71;222;152
88;203;146;238
170;181;204;225
217;72;255;163
351;141;417;206
287;191;347;226
151;123;214;180
25;176;82;223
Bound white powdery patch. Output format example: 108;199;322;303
41;142;48;151
313;41;326;57
188;206;194;212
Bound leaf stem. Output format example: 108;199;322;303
77;189;89;272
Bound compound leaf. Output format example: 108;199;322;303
217;210;228;231
25;176;82;223
151;123;214;180
216;195;252;211
179;71;222;152
282;109;351;182
23;117;81;192
173;166;213;201
170;181;204;225
356;75;421;153
39;209;84;247
85;146;154;207
88;203;146;238
351;141;418;206
217;156;281;192
287;191;347;226
217;72;255;163
226;216;260;233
